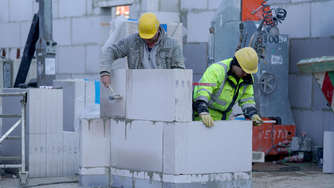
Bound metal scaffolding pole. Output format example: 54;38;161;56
36;0;57;87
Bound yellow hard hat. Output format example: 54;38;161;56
138;12;160;39
234;47;259;74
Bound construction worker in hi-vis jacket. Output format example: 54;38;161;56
193;47;263;128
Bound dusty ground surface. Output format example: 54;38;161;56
253;162;334;188
0;163;333;188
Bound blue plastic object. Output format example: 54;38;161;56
95;80;100;104
160;24;167;32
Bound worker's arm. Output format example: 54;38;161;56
170;42;185;69
239;84;263;125
100;35;133;76
193;63;225;127
99;35;133;87
193;63;225;104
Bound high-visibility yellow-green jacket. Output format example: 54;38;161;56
193;58;256;120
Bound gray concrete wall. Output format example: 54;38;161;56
274;0;334;146
0;0;222;80
0;0;111;80
1;0;333;147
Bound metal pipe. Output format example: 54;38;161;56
0;164;22;168
0;114;21;118
39;0;53;41
0;92;27;97
21;97;27;173
0;119;21;144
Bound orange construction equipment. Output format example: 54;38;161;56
253;117;296;155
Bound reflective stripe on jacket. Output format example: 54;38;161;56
193;58;256;120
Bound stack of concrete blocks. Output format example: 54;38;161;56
54;79;100;123
27;88;79;177
109;120;252;188
0;88;79;177
79;118;111;187
82;69;252;188
323;131;334;173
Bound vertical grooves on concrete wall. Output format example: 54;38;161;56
309;2;312;37
84;45;87;73
207;0;209;10
70;18;73;45
8;0;10;22
161;123;165;176
85;0;88;16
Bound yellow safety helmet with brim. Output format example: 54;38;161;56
234;47;259;74
138;12;160;39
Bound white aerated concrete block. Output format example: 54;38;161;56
163;120;252;174
53;79;86;131
80;118;110;168
58;0;86;18
63;131;80;176
126;70;192;121
323;131;334;173
0;0;9;22
110;120;164;172
100;70;127;118
9;0;33;22
72;17;105;45
208;0;222;10
110;119;252;174
160;0;179;12
46;133;64;177
181;0;207;10
101;69;193;122
53;19;71;46
57;46;85;74
276;3;310;38
154;12;180;23
311;1;334;37
20;21;32;47
0;23;20;48
86;45;101;73
141;0;159;11
28;89;63;134
187;11;215;42
29;134;47;177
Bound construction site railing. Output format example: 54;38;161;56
0;91;28;184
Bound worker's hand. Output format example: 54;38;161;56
199;112;214;128
100;75;111;88
251;114;263;126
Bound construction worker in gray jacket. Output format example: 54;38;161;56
100;12;185;87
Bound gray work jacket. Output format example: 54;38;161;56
100;28;185;76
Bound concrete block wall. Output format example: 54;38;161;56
27;88;79;177
101;69;193;122
288;36;334;146
270;0;334;146
180;0;222;79
110;119;252;174
0;0;224;79
0;0;110;80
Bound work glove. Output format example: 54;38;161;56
251;114;263;126
199;112;214;128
